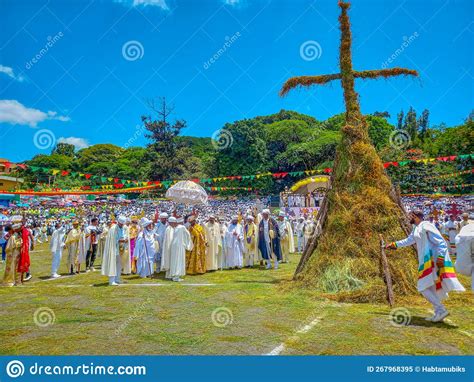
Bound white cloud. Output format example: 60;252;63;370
115;0;169;10
0;100;70;127
0;65;25;82
224;0;243;7
58;137;90;150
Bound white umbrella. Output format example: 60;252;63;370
165;181;208;205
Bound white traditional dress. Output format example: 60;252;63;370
278;218;295;262
395;221;465;298
154;221;167;265
455;223;473;290
50;227;66;275
134;228;157;278
161;225;193;280
65;227;81;273
225;223;244;268
102;224;129;284
204;221;222;271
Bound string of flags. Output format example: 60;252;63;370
0;184;163;196
404;183;473;194
0;153;472;190
425;169;474;179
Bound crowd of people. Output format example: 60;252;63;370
0;198;319;286
1;195;472;324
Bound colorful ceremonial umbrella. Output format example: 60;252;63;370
165;180;208;205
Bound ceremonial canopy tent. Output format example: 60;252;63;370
289;176;331;194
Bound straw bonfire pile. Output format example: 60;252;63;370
280;1;419;302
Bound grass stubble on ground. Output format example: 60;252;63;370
0;241;472;355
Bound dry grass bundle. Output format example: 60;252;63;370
354;68;418;80
282;1;420;303
279;74;342;97
295;117;419;302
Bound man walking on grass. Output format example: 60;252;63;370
386;210;465;322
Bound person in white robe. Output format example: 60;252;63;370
50;222;66;278
243;215;258;267
76;223;87;274
219;218;227;270
160;217;193;281
154;212;168;269
387;210;465;322
277;211;295;263
134;218;157;278
225;216;244;269
204;215;222;271
101;216;128;286
445;216;458;258
295;217;305;253
455;223;473;290
303;217;315;250
65;221;81;275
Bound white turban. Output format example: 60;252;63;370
176;217;184;223
262;209;270;215
159;212;169;219
139;217;152;229
168;216;177;223
279;211;285;217
246;215;254;221
117;215;127;224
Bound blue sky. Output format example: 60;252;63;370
0;0;472;162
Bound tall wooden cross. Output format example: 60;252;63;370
280;1;418;126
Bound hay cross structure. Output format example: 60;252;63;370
280;1;420;302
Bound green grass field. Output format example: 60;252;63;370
0;241;473;355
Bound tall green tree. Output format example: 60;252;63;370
142;97;189;180
52;143;75;157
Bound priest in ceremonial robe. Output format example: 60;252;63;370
277;211;295;263
101;216;129;286
186;216;207;275
225;216;244;269
204;215;221;271
161;217;193;281
65;221;81;275
134;218;156;278
243;215;258;267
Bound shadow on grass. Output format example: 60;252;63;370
371;311;459;329
234;279;282;284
